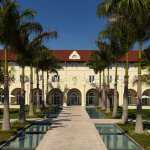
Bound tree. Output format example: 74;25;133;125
0;0;22;130
87;48;106;108
99;26;127;117
30;32;57;112
97;40;114;113
97;0;150;132
37;47;61;108
97;0;137;124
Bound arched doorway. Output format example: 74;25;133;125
0;88;4;104
128;89;137;105
32;88;42;105
108;89;119;108
142;89;150;106
86;89;98;106
67;89;81;106
11;88;22;105
47;89;63;106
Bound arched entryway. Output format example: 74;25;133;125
86;89;98;106
67;89;81;106
47;88;63;106
142;89;150;106
0;88;4;104
107;89;119;108
32;88;42;105
11;88;22;105
128;89;137;105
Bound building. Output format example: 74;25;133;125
0;50;150;108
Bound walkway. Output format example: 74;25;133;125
36;106;107;150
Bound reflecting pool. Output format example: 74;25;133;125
86;107;105;119
2;132;44;150
96;124;142;150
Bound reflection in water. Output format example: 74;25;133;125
3;133;44;149
96;124;141;150
2;124;50;150
86;107;105;119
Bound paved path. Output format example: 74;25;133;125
36;106;107;150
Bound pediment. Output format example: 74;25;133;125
69;51;80;60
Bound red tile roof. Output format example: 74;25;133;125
0;49;140;63
0;50;16;61
118;50;140;62
52;50;93;62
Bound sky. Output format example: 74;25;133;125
19;0;106;50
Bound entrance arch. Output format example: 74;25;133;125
47;88;63;106
67;89;81;106
86;89;98;106
128;89;137;105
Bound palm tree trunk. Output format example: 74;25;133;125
101;70;106;110
19;66;26;124
29;66;34;116
46;70;49;105
2;48;11;131
99;71;102;107
112;63;118;118
41;70;45;108
106;67;110;113
36;68;41;112
122;53;129;124
135;44;143;133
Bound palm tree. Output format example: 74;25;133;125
0;0;22;130
132;7;150;134
87;49;106;108
97;41;115;113
30;33;57;112
38;48;61;108
98;0;150;131
97;0;138;123
9;8;43;124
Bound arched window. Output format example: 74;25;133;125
47;89;63;106
32;89;42;105
86;89;98;106
0;88;4;104
11;88;22;105
142;89;150;106
128;89;137;105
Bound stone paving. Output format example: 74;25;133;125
36;106;107;150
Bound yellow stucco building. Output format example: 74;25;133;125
0;50;150;109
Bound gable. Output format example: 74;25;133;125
69;51;81;60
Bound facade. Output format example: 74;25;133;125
0;50;150;108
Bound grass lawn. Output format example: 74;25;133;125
97;107;150;121
0;106;52;120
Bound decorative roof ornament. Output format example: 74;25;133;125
69;50;80;60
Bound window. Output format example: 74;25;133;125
52;75;60;82
109;76;112;82
89;75;95;83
